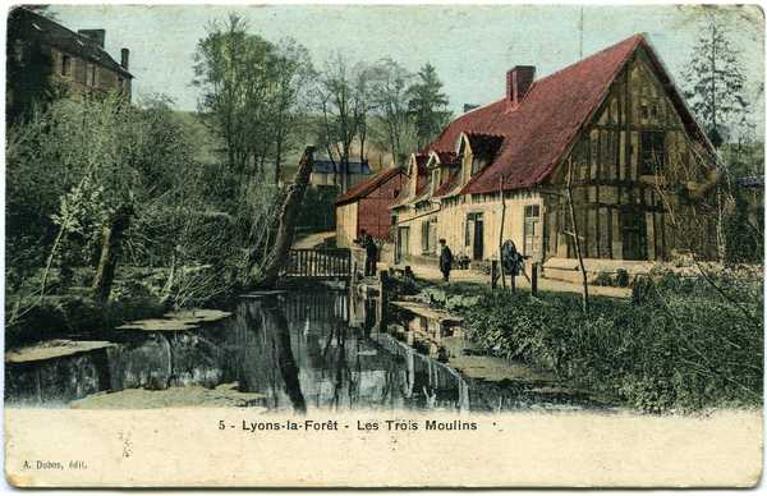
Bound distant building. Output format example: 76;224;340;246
310;159;372;194
7;7;133;121
335;167;406;247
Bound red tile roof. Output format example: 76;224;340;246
335;167;403;206
422;34;713;196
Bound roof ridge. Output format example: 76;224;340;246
532;33;644;87
335;166;402;206
13;7;133;78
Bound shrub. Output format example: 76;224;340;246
435;273;762;413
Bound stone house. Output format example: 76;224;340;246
391;34;719;278
7;7;133;120
335;167;406;248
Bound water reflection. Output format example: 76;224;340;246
6;288;602;412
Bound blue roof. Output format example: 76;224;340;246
313;160;371;175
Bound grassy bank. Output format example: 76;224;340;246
422;268;763;413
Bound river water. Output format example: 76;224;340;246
5;289;605;412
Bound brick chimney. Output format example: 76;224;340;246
120;48;130;71
506;66;536;106
77;29;105;48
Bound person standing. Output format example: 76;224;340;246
355;229;371;276
365;235;378;276
439;239;453;282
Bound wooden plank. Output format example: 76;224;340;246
587;208;598;258
646;211;656;260
390;301;463;325
612;209;623;259
599;207;611;259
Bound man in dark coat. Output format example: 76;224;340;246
365;234;378;276
439;239;453;282
355;229;378;276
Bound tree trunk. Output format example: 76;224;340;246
716;185;727;263
259;146;315;287
274;137;283;185
566;158;590;313
498;176;507;289
39;223;67;302
91;205;132;303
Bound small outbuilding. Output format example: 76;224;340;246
335;167;405;248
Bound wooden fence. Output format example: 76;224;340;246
281;248;352;279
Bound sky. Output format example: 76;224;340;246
51;3;764;130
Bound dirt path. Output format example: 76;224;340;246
292;231;335;249
406;263;631;298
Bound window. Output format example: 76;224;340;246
640;131;665;175
471;159;481;176
524;205;540;218
640;103;649;120
465;212;482;247
60;54;71;76
421;219;437;254
524;205;541;257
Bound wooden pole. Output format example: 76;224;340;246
531;262;538;296
566;157;590;313
498;176;507;289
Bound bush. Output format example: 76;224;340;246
5;294;166;347
435;273;762;413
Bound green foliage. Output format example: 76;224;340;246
193;14;313;181
6;90;282;335
365;58;419;166
296;186;338;231
406;63;452;149
435;271;762;413
682;13;750;145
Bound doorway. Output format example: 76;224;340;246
621;210;646;260
395;226;410;264
465;212;484;260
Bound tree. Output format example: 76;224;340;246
193;15;312;184
313;54;371;190
407;63;451;149
5;92;203;311
682;13;753;263
265;39;313;183
367;58;416;166
682;13;749;150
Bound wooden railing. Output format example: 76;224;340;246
282;248;352;279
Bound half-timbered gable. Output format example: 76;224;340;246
543;44;717;263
